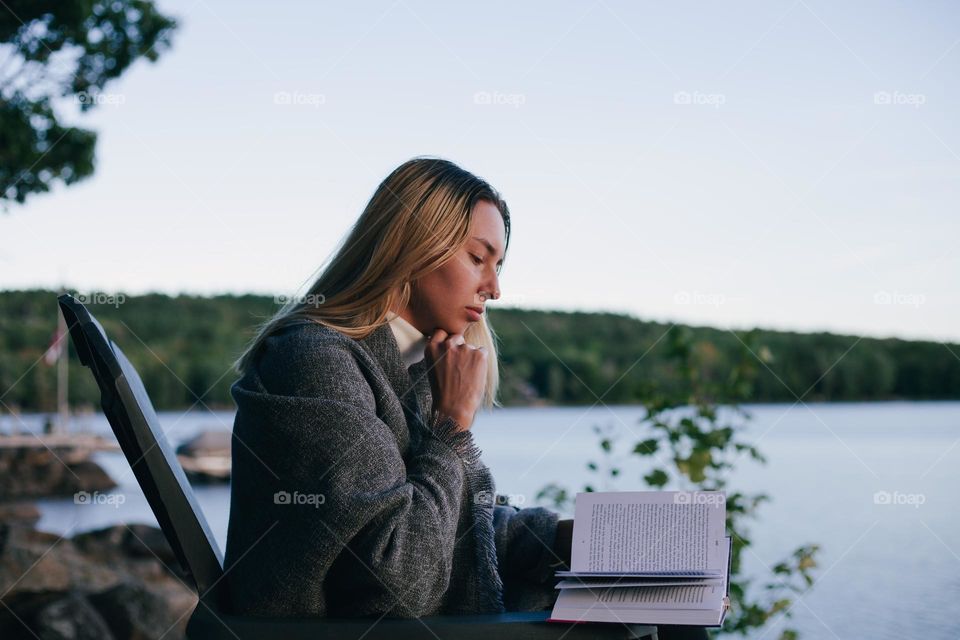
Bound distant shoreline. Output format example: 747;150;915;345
2;289;958;411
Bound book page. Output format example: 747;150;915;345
571;491;725;574
557;578;724;589
554;583;726;611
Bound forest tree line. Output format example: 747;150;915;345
1;289;957;413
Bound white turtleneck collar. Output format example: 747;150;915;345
385;310;427;369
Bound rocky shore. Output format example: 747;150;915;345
0;503;197;640
0;436;117;501
0;429;232;638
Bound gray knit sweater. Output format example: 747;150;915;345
224;318;562;618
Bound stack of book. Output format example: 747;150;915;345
547;491;732;627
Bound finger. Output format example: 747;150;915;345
429;329;448;345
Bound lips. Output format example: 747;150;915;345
466;306;484;315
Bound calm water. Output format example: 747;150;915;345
11;401;959;639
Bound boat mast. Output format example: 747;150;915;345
56;306;68;434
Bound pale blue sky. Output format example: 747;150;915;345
2;0;957;342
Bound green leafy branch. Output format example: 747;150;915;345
537;326;821;639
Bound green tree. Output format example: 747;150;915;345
1;0;177;207
2;290;959;411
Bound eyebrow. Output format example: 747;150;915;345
472;236;504;264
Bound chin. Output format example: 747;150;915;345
437;320;468;334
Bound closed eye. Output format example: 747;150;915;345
469;254;483;265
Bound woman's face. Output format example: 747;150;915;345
403;200;505;336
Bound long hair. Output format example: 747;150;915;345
233;157;512;410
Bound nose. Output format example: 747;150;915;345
480;272;500;303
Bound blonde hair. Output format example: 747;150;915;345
234;157;512;410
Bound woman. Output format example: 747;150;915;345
224;157;571;618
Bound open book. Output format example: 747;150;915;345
547;491;732;627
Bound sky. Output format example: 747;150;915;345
1;0;957;343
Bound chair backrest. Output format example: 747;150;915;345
57;294;226;604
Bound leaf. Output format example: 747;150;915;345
676;450;712;483
643;469;669;488
632;438;659;455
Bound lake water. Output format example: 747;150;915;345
11;401;959;639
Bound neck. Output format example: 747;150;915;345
390;305;427;335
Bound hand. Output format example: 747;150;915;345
424;328;487;431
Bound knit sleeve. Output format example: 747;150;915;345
426;409;484;465
491;503;562;612
224;330;479;618
492;503;561;584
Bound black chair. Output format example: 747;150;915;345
57;294;656;640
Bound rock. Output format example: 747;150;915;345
0;447;116;500
89;582;177;640
33;591;115;640
0;590;60;638
175;431;230;458
176;431;231;484
73;524;185;579
0;525;121;599
0;502;40;528
0;522;196;640
0;527;75;596
67;460;117;495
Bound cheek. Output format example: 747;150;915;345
418;263;471;311
433;260;473;292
